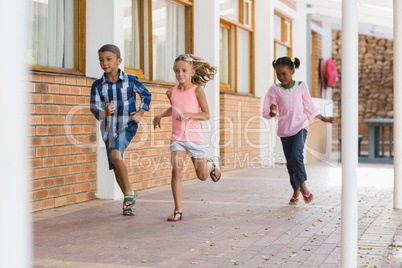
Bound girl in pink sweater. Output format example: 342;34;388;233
263;56;335;205
153;54;221;222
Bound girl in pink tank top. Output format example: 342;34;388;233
153;54;222;222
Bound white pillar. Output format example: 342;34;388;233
254;0;275;165
341;0;358;267
193;0;220;159
0;0;32;267
394;0;402;209
86;0;125;199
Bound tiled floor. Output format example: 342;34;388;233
33;158;402;267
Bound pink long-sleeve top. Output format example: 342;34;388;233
262;81;319;137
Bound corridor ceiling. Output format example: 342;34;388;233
291;0;394;38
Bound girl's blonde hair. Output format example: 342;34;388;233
174;54;217;87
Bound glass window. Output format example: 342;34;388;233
274;15;282;40
124;0;141;69
275;43;288;58
219;0;239;22
152;0;185;82
220;26;230;85
237;28;250;93
29;0;75;69
244;0;252;27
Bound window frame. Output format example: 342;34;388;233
219;21;232;91
219;0;254;95
124;0;145;79
273;11;292;83
30;0;86;76
273;11;292;58
146;0;193;85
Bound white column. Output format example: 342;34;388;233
254;0;275;165
394;0;402;209
341;0;358;267
86;0;125;199
0;0;32;267
193;0;220;159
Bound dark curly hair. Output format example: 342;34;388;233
272;56;300;70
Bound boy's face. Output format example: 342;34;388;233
98;51;122;75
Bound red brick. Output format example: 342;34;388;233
60;85;71;94
43;157;54;167
77;77;86;86
42;75;55;83
42;94;54;103
55;196;67;207
42;178;55;188
32;180;41;190
54;75;66;84
66;76;77;85
36;126;49;136
30;93;42;104
48;84;60;93
42;199;55;210
32;201;42;212
31;159;43;169
35;189;49;200
30;73;42;82
35;148;48;157
53;95;66;104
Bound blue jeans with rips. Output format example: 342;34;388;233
280;128;308;190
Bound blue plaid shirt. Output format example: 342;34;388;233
90;70;152;141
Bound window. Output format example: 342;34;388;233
219;0;254;94
219;23;231;90
124;0;144;78
28;0;85;75
274;12;292;59
124;0;193;84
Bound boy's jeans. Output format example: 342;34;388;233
280;128;308;191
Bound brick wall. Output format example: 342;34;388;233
220;92;260;171
29;76;198;212
29;72;97;212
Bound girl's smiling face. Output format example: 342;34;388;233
275;65;295;87
174;60;195;85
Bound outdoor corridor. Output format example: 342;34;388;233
33;156;402;267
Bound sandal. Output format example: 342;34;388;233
302;192;314;204
167;211;183;222
289;197;301;205
122;191;138;216
207;158;221;182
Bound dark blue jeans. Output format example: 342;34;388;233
280;129;308;190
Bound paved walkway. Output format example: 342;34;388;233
33;157;402;267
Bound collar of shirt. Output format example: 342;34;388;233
101;69;125;84
276;80;299;91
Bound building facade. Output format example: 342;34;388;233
28;0;340;211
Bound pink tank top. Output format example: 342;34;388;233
170;85;204;143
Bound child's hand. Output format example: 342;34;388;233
105;101;115;116
270;104;278;115
323;116;336;124
130;109;144;123
153;115;161;129
176;113;190;122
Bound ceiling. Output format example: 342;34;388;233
291;0;394;38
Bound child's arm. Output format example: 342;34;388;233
153;89;173;129
316;114;336;123
130;77;152;123
176;86;210;122
262;86;278;119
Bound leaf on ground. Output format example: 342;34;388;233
141;260;147;263
203;252;209;256
190;249;195;252
262;256;270;260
